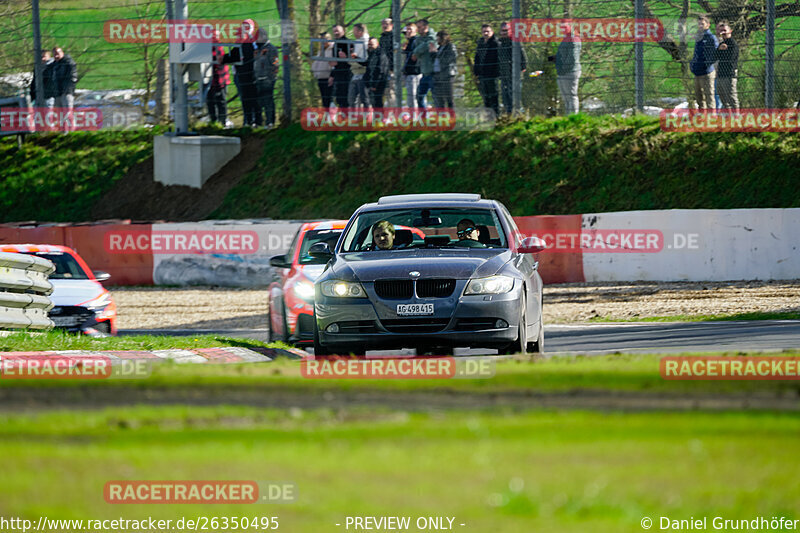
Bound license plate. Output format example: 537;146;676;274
396;303;434;316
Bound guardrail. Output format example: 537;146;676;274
0;252;55;330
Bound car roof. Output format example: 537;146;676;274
361;194;498;211
0;244;76;254
301;220;349;231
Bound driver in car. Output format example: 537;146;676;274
372;220;395;250
457;219;479;241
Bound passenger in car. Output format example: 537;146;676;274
372;220;395;250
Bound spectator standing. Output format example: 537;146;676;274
379;18;396;105
432;30;457;109
52;47;77;110
222;19;259;126
365;37;390;110
498;22;527;114
474;24;499;116
312;32;335;108
402;23;421;108
412;19;437;108
549;23;581;114
30;50;57;108
207;33;230;125
690;15;718;110
329;25;352;108
348;23;370;108
254;28;279;127
715;21;739;111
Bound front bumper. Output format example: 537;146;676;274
49;305;116;335
315;283;522;350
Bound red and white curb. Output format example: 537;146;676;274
0;346;305;364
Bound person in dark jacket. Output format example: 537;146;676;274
402;23;421;108
690;15;719;110
254;28;280;127
473;24;499;116
208;32;230;125
715;20;739;110
30;50;58;108
222;19;259;125
328;25;352;108
379;18;396;106
498;22;527;114
52;47;77;110
432;30;457;109
365;38;390;110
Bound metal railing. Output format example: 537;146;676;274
0;252;55;331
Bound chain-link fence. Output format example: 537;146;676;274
1;0;798;129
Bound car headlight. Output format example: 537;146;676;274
319;280;367;298
464;275;514;295
80;292;112;310
293;281;315;301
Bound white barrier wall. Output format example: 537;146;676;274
581;209;800;281
151;221;302;286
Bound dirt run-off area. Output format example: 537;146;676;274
111;281;800;331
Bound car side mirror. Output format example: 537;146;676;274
93;271;111;282
269;254;291;268
518;236;547;254
308;242;334;260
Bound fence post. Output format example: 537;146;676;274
634;0;644;112
512;0;521;114
279;0;292;122
765;0;775;108
392;0;403;107
32;0;44;109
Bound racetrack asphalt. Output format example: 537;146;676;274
121;320;800;355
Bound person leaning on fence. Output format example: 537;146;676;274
432;30;457;109
365;37;390;110
715;20;739;111
30;50;57;108
548;22;581;115
379;18;396;105
207;32;230;126
222;19;259;126
328;25;352;108
412;19;437;109
474;24;500;116
349;23;371;109
498;21;527;114
402;24;421;108
254;28;280;127
52;47;77;111
312;32;335;108
690;15;719;110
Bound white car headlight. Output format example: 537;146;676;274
320;280;367;298
464;275;514;295
293;281;315;301
80;292;112;310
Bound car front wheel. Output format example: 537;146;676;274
499;295;527;355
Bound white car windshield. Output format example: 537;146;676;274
341;208;508;252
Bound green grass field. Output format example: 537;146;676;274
1;339;798;531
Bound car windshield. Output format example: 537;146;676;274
341;208;507;252
298;229;343;264
22;252;90;280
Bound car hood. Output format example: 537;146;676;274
332;249;511;282
49;279;105;306
297;264;326;282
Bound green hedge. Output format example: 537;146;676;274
2;115;799;223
